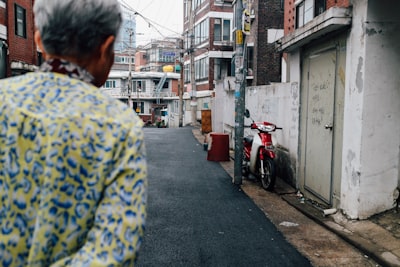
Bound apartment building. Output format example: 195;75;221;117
183;0;234;93
136;37;181;72
0;0;38;78
103;37;187;126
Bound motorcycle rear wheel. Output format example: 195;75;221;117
259;157;276;191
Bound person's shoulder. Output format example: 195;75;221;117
0;72;62;91
0;73;35;86
84;89;144;129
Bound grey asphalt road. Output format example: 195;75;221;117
136;127;312;267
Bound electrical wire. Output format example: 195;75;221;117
118;0;182;39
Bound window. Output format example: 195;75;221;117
115;55;134;64
246;46;254;77
0;42;6;79
214;58;232;80
184;64;190;83
158;50;176;63
132;80;146;92
214;19;231;42
195;57;208;80
296;2;305;28
133;102;144;114
315;0;326;17
104;80;116;88
163;80;169;89
184;1;188;18
193;0;205;10
195;18;209;45
172;100;177;113
304;0;314;23
296;0;326;28
15;4;26;38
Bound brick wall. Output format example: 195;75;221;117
284;0;351;36
285;0;296;34
326;0;350;8
254;0;284;85
7;0;37;76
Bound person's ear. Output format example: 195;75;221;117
99;35;115;59
34;30;48;59
91;35;116;87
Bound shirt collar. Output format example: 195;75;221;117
38;59;95;85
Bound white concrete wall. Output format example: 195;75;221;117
213;78;236;147
214;78;300;185
244;83;293;150
341;0;400;219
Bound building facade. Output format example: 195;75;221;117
100;70;185;126
136;37;182;72
183;0;235;94
242;0;284;86
276;0;400;219
0;0;38;78
115;7;137;52
105;37;188;127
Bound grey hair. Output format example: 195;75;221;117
34;0;122;58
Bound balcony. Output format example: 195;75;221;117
102;88;177;99
276;7;352;52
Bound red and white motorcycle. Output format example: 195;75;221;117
242;109;282;191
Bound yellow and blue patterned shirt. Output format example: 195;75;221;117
0;69;147;266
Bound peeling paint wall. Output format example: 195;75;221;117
245;82;299;186
341;0;400;219
214;0;400;220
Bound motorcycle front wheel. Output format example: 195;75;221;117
242;156;249;177
259;157;276;191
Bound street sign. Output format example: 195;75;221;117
163;52;176;57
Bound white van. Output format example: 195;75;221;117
160;108;168;127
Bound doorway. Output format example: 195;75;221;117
300;37;346;206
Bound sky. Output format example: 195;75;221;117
119;0;184;46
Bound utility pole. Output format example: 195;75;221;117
233;0;245;185
177;37;184;127
128;29;133;110
188;0;197;125
179;59;184;127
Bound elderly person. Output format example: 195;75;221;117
0;0;147;266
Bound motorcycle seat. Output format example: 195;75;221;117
244;135;253;144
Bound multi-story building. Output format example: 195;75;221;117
115;8;137;52
242;0;284;86
101;69;182;126
0;0;38;78
103;37;189;127
183;0;235;93
276;0;400;219
136;37;181;72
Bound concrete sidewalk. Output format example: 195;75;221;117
192;128;400;267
